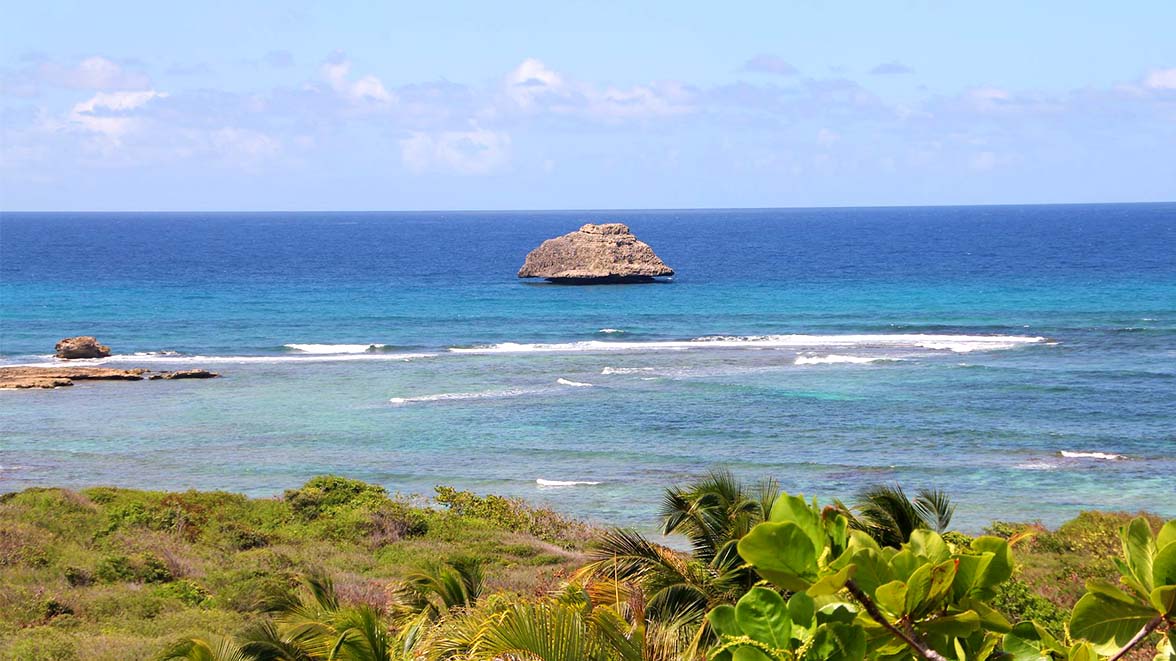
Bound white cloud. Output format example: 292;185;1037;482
322;57;394;105
400;127;511;174
1143;68;1176;90
67;90;168;140
502;58;693;120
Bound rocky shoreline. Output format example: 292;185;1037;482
0;366;219;389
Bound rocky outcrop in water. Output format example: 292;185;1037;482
518;223;674;284
0;366;220;389
54;336;112;359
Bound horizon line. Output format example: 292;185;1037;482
2;200;1174;215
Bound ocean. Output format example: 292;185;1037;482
1;204;1174;533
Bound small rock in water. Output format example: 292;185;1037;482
54;336;112;359
518;223;674;284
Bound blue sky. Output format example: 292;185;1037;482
2;1;1174;210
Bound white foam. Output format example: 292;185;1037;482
795;354;893;365
601;367;655;375
389;388;533;405
597;328;626;334
556;378;593;387
450;334;1045;355
11;352;436;367
1015;462;1057;471
284;343;391;354
1060;451;1125;460
536;479;601;487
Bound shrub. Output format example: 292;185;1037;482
154;580;210;607
94;555;136;583
284;475;389;519
94;553;173;583
434;485;587;545
991;577;1070;636
63;566;93;587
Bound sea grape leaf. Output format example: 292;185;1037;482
1150;585;1176;616
848;548;893;597
738;522;819;591
735;586;792;648
803;622;866;661
917;610;981;637
709;604;741;638
874;580;908;616
806;564;855;597
1084;578;1139;604
922;559;958;614
958;597;1013;633
816;603;857;626
1152;541;1176;589
908;529;951;563
1069;591;1157;652
904;563;933;615
890;549;921;582
788;591;815;630
1157;521;1176;551
1067;641;1099;661
971;536;1014;590
1122;517;1156;594
1002;621;1064;661
952;551;994;600
768;494;825;556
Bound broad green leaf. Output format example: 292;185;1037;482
905;563;933;615
735;586;792;648
825;512;849;556
803;622;866;661
733;646;777;661
1002;621;1064;661
923;559;958;614
807;565;855;597
847;548;893;596
1069;591;1157;653
1122;517;1156;594
959;597;1013;633
1067;641;1099;661
908;529;951;563
738;522;819;591
788;591;815;630
875;580;907;616
1153;541;1176;589
971;536;1014;589
890;549;920;581
1150;585;1176;616
816;603;857;625
708;604;741;638
952;552;994;600
769;494;825;556
1084;578;1138;604
1157;521;1176;551
917;610;981;637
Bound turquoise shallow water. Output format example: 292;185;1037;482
1;204;1174;531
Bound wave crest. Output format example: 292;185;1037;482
536;479;601;487
1060;450;1125;460
556;378;593;387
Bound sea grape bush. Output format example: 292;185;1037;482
707;493;1175;661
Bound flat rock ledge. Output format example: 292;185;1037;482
518;223;674;284
0;366;220;389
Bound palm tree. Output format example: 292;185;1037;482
261;571;394;661
158;634;257;661
845;484;956;548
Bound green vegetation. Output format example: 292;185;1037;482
0;473;1171;660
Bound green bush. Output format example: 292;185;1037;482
153;580;210;607
284;475;389;519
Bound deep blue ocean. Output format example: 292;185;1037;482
1;204;1174;532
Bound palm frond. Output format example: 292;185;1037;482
913;488;955;533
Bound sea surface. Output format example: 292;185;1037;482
1;204;1174;533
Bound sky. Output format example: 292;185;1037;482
1;1;1175;211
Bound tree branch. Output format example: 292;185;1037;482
1108;615;1163;661
844;579;949;661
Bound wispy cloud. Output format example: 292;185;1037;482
740;54;799;76
870;61;914;75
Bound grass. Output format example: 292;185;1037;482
0;477;592;661
0;476;1161;660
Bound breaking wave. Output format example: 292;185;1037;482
556;378;593;387
598;328;626;334
1015;462;1058;471
1060;451;1125;460
389;388;534;405
600;367;655;375
284;343;398;354
450;334;1045;355
795;354;900;365
536;479;601;487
